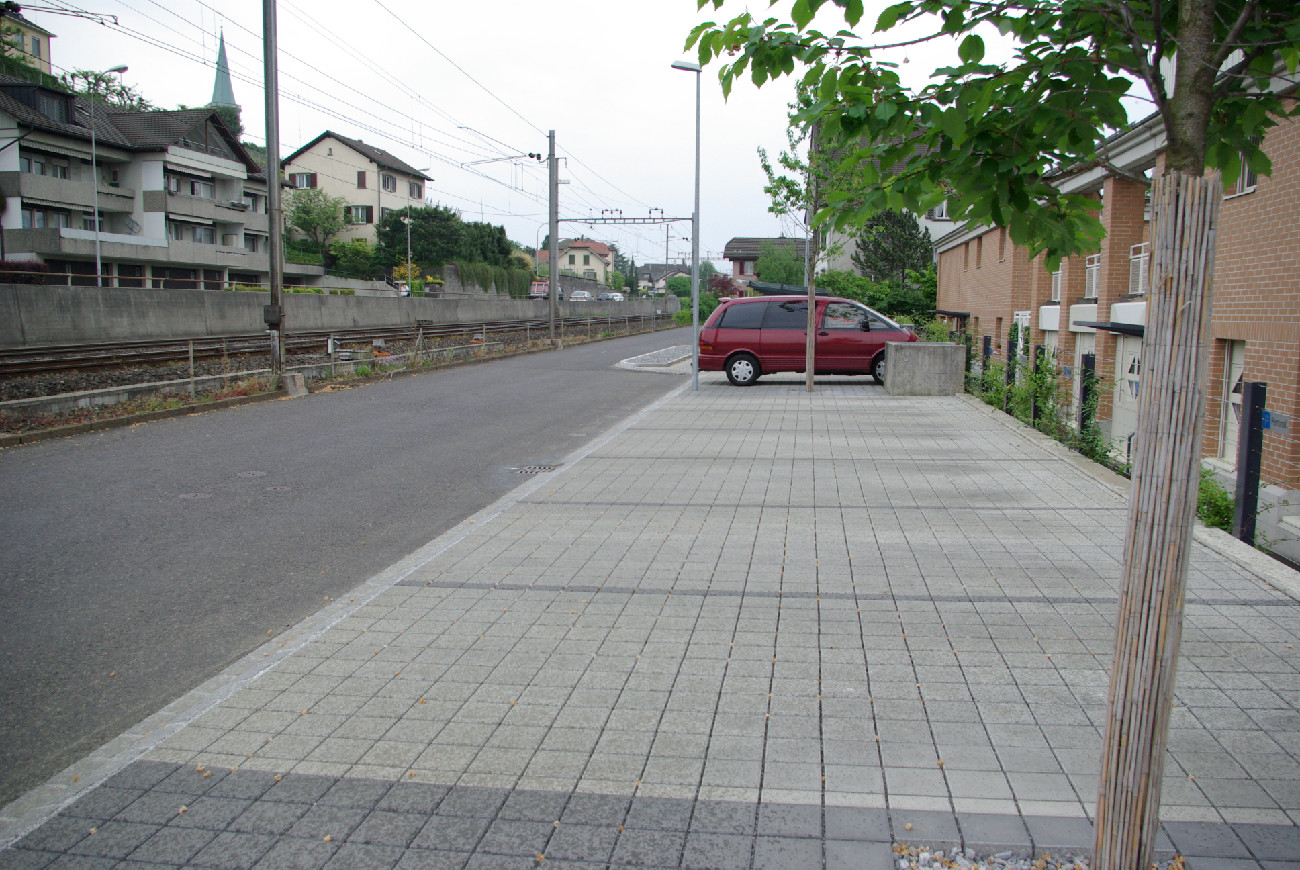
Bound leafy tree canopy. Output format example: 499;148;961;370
375;205;463;268
666;274;693;297
608;269;626;291
285;187;348;251
60;70;154;111
755;239;805;285
688;0;1300;265
852;209;932;285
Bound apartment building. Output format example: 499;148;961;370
281;131;430;246
934;105;1300;551
0;75;271;288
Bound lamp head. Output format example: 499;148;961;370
106;65;128;75
671;60;701;73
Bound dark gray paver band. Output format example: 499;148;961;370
5;761;1298;869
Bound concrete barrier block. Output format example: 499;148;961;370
885;341;966;396
283;373;307;398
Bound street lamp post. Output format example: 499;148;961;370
671;59;702;391
89;65;128;287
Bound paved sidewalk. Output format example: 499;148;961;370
4;374;1300;869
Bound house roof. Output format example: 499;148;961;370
282;130;432;180
722;237;808;260
1;10;55;37
0;76;262;174
536;239;613;264
636;263;690;283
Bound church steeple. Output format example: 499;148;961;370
210;30;237;108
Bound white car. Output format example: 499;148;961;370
569;290;593;302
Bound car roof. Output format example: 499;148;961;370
721;295;852;304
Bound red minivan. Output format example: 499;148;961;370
698;295;917;386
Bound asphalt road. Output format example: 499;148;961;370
0;328;691;808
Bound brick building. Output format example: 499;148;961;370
934;106;1299;559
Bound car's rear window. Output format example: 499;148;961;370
716;302;766;329
762;300;808;329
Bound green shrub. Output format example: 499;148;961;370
354;364;372;378
922;320;951;342
1197;467;1235;532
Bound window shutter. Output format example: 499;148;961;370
365;205;374;224
309;173;318;189
357;171;366;189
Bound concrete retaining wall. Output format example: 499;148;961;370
0;284;679;347
885;341;966;396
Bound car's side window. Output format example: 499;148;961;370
823;302;866;329
762;301;808;329
718;302;767;329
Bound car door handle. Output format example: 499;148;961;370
817;331;829;336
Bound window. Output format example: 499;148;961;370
357;171;367;189
717;301;766;329
409;181;422;198
998;228;1006;261
243;234;260;252
823;302;868;329
167;175;216;198
191;180;215;199
289;173;317;188
962;242;969;271
382;173;397;192
19;153;67;178
194;225;215;244
117;264;144;288
567;254;575;265
30;36;40;60
583;254;591;265
1235;138;1260;194
762;300;808;329
1084;254;1100;299
927;200;949;220
34;90;68;122
1129;243;1149;295
348;205;374;223
380;207;393;219
975;236;983;269
82;212;103;231
583;270;597;280
21;208;69;228
1050;269;1061;302
242;193;260;212
169;221;186;241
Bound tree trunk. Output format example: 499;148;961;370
1093;171;1221;868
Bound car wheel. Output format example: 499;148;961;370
726;353;760;386
872;353;886;385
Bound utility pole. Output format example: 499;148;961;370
548;130;558;345
262;0;284;382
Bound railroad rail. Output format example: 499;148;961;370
0;315;668;378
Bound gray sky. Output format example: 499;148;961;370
35;0;835;270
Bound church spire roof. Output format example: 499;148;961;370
210;30;237;108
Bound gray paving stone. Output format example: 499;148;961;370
229;802;311;836
680;831;752;870
755;804;820;839
321;842;404;870
346;811;427;849
249;837;337;870
611;827;686;867
410;816;491;853
66;821;159;860
1235;823;1300;862
957;812;1032;852
122;826;215;864
752;835;821;870
544;823;619;863
824;839;897;870
187;831;277;870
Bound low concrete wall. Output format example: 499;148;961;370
0;284;678;347
885;341;966;396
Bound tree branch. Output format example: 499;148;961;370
1096;0;1173;132
1211;0;1262;73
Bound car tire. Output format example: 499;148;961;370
726;353;760;386
872;353;886;385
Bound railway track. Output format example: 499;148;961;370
0;315;664;378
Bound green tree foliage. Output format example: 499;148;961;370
852;210;933;286
608;242;630;275
210;105;243;139
59;69;154;111
607;269;626;291
755;240;804;285
665;275;692;297
375;206;463;268
688;0;1300;265
285;187;348;252
327;239;381;280
699;260;718;281
460;221;513;267
816;266;936;322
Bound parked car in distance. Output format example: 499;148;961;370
597;292;625;302
569;290;593;302
698;295;917;386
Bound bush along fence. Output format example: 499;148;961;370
955;328;1293;552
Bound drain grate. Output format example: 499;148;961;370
515;465;558;475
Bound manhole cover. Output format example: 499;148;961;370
237;471;267;478
178;493;211;500
265;486;290;492
516;465;558;475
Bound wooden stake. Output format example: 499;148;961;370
1094;172;1221;869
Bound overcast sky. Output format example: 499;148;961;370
34;0;887;270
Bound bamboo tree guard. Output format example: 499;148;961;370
1094;171;1221;868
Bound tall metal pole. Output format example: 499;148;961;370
262;0;285;380
548;129;558;344
90;95;101;287
689;67;701;392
